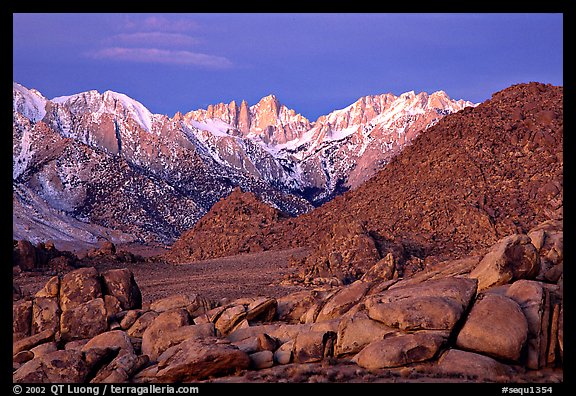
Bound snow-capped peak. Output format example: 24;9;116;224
13;82;47;123
49;88;155;132
103;91;154;132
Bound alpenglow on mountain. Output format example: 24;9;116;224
12;82;476;245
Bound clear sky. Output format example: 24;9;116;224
13;13;563;121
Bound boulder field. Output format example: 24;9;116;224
13;220;563;383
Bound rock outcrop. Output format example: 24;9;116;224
13;240;78;273
164;188;288;263
13;240;147;276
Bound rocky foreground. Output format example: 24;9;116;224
12;219;562;383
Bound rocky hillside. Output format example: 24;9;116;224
165;188;288;263
167;82;563;283
12;220;563;382
293;82;562;268
13;82;472;246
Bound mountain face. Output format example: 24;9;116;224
13;82;474;245
167;82;563;278
182;90;474;204
12;83;311;245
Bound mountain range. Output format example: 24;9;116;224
12;82;475;245
166;82;563;283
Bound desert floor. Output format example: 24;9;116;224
15;246;310;305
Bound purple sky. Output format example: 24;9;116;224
13;13;563;121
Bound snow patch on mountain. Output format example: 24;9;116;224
13;82;47;122
187;118;233;137
103;91;154;132
13;122;35;180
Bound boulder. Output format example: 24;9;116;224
90;352;149;383
232;333;279;354
13;329;55;355
34;276;60;298
127;311;158;338
353;330;448;369
335;311;398;356
300;289;340;324
100;269;142;311
13;350;34;365
557;306;563;362
292;330;337;363
82;346;120;370
361;253;396;282
226;324;282;343
14;240;38;271
13;350;90;383
143;323;215;362
274;341;294;365
81;330;135;357
150;294;210;318
30;342;58;358
64;339;90;351
119;310;141;330
80;330;146;383
249;350;274;369
436;349;515;380
154;337;251;382
60;298;108;342
59;267;102;312
13;283;23;301
527;221;563;282
365;277;477;331
100;241;116;255
547;303;560;366
255;333;279;352
104;295;123;322
469;234;539;291
505;280;547;369
195;305;225;325
141;309;190;361
245;297;277;322
315;280;372;322
456;294;528;361
214;305;247;335
13;300;32;341
276;289;332;323
31;297;60;335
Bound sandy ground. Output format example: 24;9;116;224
14;247;311;305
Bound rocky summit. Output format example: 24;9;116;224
13;218;563;382
164;188;287;263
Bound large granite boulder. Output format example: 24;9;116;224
456;293;528;361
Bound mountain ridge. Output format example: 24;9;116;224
13;81;475;245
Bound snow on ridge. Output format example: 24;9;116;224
14;81;477;157
187;118;234;138
103;91;153;132
50;88;156;132
13;82;47;122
